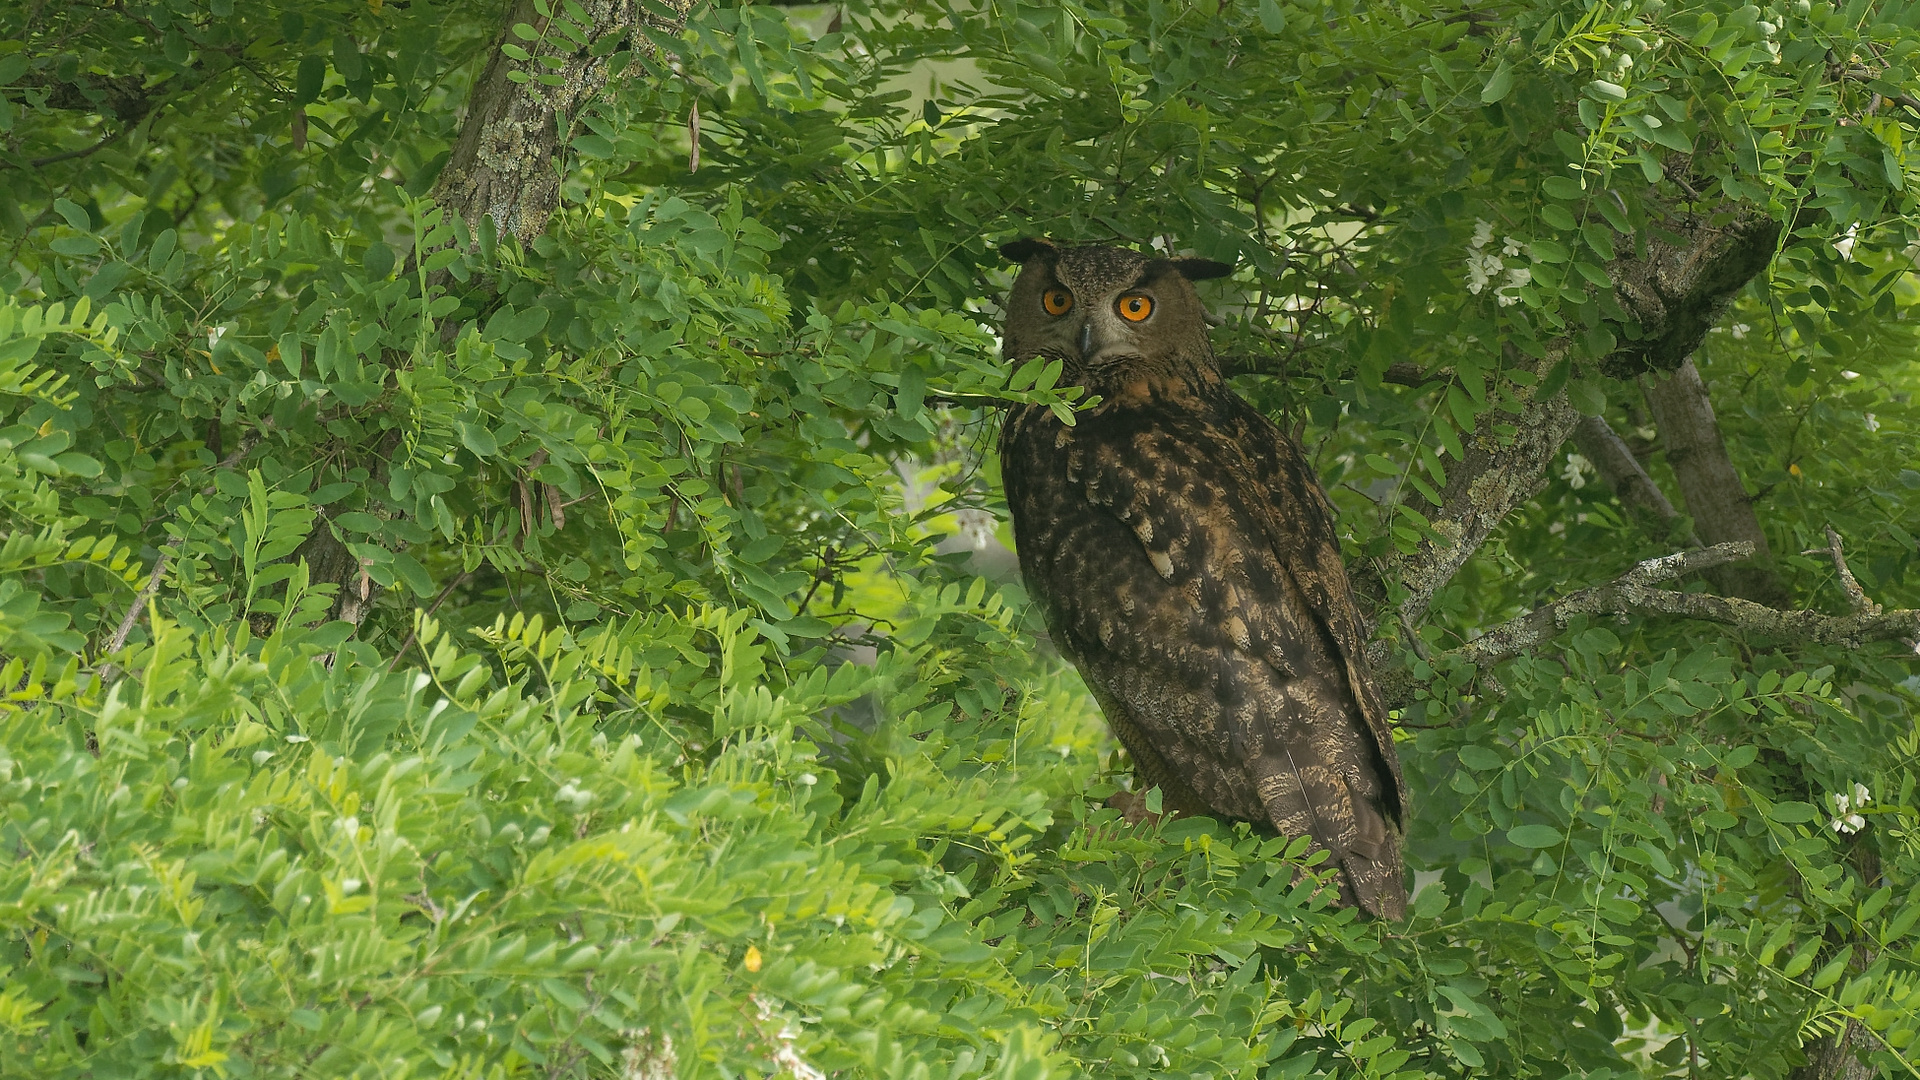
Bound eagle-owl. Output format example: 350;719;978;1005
996;239;1409;919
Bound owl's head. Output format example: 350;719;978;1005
999;239;1233;394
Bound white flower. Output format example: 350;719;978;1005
1561;452;1593;489
1730;323;1750;340
752;995;825;1080
1466;256;1496;294
1835;223;1859;261
1866;413;1880;432
1498;265;1531;307
1501;236;1525;258
1829;786;1870;834
1465;219;1500;294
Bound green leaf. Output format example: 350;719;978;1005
296;55;327;103
1568;377;1606;416
1542;176;1584;201
389;550;435;597
1508;824;1563;848
1528;239;1569;263
1481;60;1514;103
1766;801;1819;825
1259;0;1288;34
1458;745;1503;771
1809;948;1852;990
458;421;499;457
54;198;91;231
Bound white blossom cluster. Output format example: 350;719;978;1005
1560;452;1594;489
1830;782;1872;835
754;995;825;1080
1465;219;1531;307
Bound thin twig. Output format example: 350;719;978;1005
1807;525;1880;616
386;570;474;672
91;535;185;698
105;536;182;655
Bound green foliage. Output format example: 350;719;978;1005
4;0;1920;1076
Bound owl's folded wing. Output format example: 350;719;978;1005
1217;396;1408;820
1052;405;1407;916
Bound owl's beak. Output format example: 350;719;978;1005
1077;318;1133;367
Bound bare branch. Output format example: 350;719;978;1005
14;71;159;123
1810;525;1881;616
1356;384;1582;632
103;535;182;657
1376;542;1920;706
1571;414;1695;543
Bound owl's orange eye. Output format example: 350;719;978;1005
1042;288;1074;316
1116;294;1154;322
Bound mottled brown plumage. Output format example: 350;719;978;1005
997;239;1409;918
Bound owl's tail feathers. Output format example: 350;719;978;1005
1337;798;1407;920
1253;743;1408;921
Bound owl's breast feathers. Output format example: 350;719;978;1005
1002;391;1409;919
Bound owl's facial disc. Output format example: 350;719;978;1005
1075;287;1159;368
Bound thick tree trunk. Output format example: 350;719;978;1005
1642;359;1791;606
310;0;689;632
430;0;691;245
1603;210;1780;377
1789;1025;1878;1080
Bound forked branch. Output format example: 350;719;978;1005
1360;201;1785;639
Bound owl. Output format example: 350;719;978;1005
996;239;1408;919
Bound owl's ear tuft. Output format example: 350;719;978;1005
999;238;1058;264
1171;256;1235;281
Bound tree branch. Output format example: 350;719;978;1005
1377;542;1920;706
13;71;160;123
1603;208;1780;377
1812;525;1880;616
1356;382;1582;632
429;0;691;246
102;535;183;657
1643;358;1790;605
1570;413;1696;543
1347;201;1781;635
